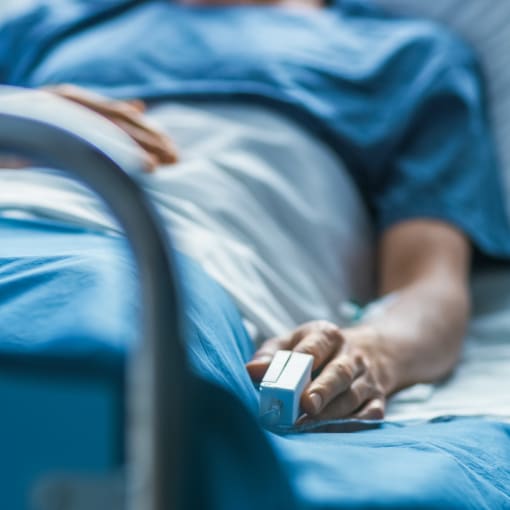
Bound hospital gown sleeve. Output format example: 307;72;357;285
374;40;510;260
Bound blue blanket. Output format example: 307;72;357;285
1;217;509;509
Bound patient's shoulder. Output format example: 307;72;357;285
388;7;480;71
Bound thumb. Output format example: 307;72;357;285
245;335;292;381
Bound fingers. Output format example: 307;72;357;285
246;321;343;382
127;99;146;112
306;373;385;421
293;321;344;370
45;84;109;109
115;118;178;168
45;85;177;170
301;352;365;415
92;104;178;168
352;397;385;420
142;153;159;173
245;334;297;380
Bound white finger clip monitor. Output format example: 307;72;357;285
259;350;314;427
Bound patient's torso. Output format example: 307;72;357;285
145;102;374;341
0;101;374;343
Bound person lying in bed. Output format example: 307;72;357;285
1;0;509;424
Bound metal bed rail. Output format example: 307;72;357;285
0;87;187;510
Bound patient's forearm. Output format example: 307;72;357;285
369;219;471;393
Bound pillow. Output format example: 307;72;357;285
374;0;510;208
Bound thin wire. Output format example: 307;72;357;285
266;418;398;434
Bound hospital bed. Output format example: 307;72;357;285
2;89;510;510
1;4;510;510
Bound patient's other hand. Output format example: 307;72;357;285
45;84;178;172
247;321;394;422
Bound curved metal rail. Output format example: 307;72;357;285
0;88;186;510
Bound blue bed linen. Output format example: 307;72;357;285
0;216;257;405
1;0;510;261
1;217;509;509
272;420;510;509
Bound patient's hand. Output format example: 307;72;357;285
248;222;470;425
246;321;393;422
45;84;178;171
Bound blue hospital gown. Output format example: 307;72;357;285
1;0;510;260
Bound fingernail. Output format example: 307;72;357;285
296;414;310;426
309;393;322;415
